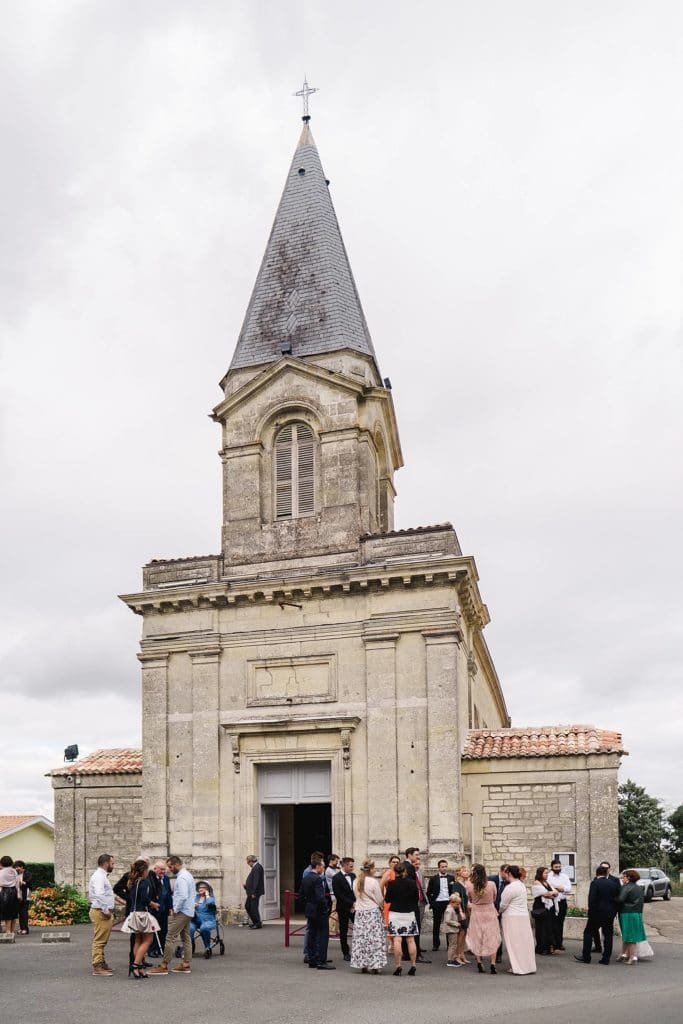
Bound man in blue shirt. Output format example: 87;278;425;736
149;856;196;975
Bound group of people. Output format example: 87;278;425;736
298;850;651;978
0;856;32;936
88;853;217;978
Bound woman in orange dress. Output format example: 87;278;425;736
465;863;502;974
380;855;401;926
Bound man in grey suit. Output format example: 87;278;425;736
244;855;265;929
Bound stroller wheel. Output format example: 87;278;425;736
219;940;225;955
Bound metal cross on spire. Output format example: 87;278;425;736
294;76;318;122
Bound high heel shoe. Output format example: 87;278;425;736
407;966;416;976
393;967;402;976
129;963;144;980
490;964;497;975
477;962;484;973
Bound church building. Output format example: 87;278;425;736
51;112;625;911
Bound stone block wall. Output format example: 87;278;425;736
461;753;620;906
52;773;142;892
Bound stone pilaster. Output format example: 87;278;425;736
139;653;169;858
363;633;399;860
423;629;461;864
191;646;222;874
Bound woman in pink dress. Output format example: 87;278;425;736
466;864;501;974
499;865;536;975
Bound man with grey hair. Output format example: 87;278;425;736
244;855;265;929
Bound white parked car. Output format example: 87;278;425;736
634;868;672;901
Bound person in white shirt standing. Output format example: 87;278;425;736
88;853;116;976
149;855;196;975
548;859;572;952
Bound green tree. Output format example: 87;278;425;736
668;805;683;868
618;779;671;869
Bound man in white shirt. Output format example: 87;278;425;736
549;859;572;951
149;855;197;975
88;853;115;976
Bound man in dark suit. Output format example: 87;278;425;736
426;859;457;951
402;848;431;964
300;857;335;970
148;861;173;956
575;864;619;965
331;857;355;962
244;855;265;929
488;864;509;963
590;861;620;954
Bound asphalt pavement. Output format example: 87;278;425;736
2;904;682;1024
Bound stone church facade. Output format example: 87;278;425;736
51;119;624;910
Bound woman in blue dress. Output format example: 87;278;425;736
191;882;218;958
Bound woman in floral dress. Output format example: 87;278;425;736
350;860;387;974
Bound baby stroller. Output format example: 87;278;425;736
176;881;225;959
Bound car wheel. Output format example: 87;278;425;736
663;886;672;901
645;887;654;902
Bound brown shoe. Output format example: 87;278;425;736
101;962;115;972
92;964;113;977
148;963;169;975
171;962;191;973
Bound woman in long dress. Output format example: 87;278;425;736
380;855;401;927
499;865;536;975
350;860;387;974
530;867;560;956
454;865;471;964
465;864;501;974
617;869;646;964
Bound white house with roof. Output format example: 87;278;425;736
0;815;55;862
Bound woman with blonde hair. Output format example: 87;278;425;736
350;859;387;974
453;865;471;964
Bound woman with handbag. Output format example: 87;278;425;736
121;860;160;978
530;866;560;956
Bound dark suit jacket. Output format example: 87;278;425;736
149;873;172;913
245;861;265;898
588;876;618;923
300;871;329;919
426;873;457;907
332;871;356;911
403;861;426;904
488;874;508;911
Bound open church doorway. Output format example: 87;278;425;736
259;762;331;920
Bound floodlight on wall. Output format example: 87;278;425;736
64;744;79;762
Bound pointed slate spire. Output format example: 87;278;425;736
229;123;379;373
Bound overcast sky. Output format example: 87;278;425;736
2;1;682;824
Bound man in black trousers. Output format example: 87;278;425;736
402;848;431;964
331;857;356;962
590;861;620;954
300;857;335;970
244;855;265;929
426;859;457;952
574;864;618;965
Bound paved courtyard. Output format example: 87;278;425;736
2;903;682;1024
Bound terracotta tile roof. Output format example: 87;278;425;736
50;748;142;776
462;726;626;759
0;814;36;835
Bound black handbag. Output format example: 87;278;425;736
531;896;547;918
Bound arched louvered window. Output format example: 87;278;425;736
274;423;316;519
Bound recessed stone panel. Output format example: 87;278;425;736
247;653;337;706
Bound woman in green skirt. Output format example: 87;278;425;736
617;869;646;964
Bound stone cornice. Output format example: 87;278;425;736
220;713;361;736
211;356;365;423
120;555;481;617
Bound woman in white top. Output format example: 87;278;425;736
499;865;536;975
530;866;560;955
350;859;387;974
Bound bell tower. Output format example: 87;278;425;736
212;118;402;571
